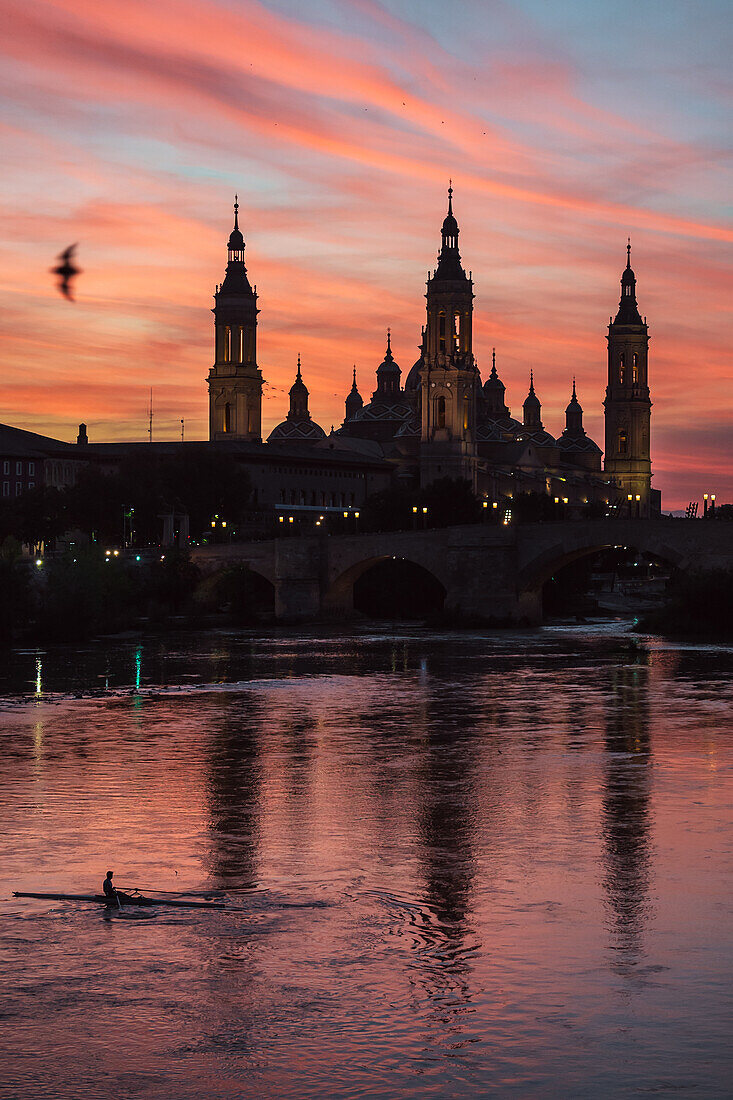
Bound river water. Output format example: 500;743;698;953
0;624;731;1098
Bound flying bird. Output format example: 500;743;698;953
51;244;81;301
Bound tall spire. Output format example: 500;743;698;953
345;364;363;420
615;239;643;325
296;352;302;381
565;377;584;436
523;370;542;430
227;194;245;261
434;182;466;281
386;327;392;356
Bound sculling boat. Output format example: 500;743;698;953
13;891;229;910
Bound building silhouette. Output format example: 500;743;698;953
208;196;263;442
2;190;658;516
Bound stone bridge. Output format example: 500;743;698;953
191;519;733;624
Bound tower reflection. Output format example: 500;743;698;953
411;686;482;1029
205;696;264;887
601;653;652;972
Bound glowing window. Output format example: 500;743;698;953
436;395;446;429
632;353;638;383
618;430;628;455
619;355;625;384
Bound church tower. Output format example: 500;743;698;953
603;242;652;513
208;197;263;441
522;371;543;432
419;185;480;488
345;367;363;421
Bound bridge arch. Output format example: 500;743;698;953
194;562;276;619
517;532;689;595
324;554;447;617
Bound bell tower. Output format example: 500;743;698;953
208;197;263;441
419;185;479;488
603;242;652;513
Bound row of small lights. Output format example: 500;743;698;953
279;511;361;528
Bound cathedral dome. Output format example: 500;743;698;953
268;418;326;442
404;357;422;391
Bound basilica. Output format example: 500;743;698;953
207;190;658;516
1;189;658;520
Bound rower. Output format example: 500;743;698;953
103;870;117;903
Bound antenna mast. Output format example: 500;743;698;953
180;418;184;442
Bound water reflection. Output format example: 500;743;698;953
1;628;731;1098
205;697;264;886
409;686;481;1048
601;655;652;971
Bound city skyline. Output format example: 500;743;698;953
1;0;731;509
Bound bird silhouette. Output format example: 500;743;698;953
51;244;81;301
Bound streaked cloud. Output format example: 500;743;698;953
0;0;730;507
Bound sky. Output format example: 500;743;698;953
0;0;730;508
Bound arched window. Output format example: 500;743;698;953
463;395;469;431
237;327;244;363
618;429;628;455
223;327;231;363
619;355;625;385
453;312;461;351
435;395;446;429
632;353;638;383
438;312;446;352
224;403;234;433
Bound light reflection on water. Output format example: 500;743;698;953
0;625;731;1098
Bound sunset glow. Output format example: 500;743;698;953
1;0;730;507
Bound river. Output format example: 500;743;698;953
0;623;731;1098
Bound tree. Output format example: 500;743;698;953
65;450;254;545
12;486;67;554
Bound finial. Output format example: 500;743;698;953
386;327;392;355
448;179;453;215
529;369;535;394
296;353;302;379
234;194;239;228
626;237;631;268
572;376;577;400
352;365;357;386
492;347;496;372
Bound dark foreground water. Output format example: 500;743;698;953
0;624;731;1099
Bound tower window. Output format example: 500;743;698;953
619;355;625;385
435;395;446;429
632;353;638;383
618;430;628;455
463;395;469;431
248;407;256;434
238;327;244;363
453;312;460;351
223;327;231;363
439;312;446;352
224;403;234;433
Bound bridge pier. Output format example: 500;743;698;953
274;541;323;622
